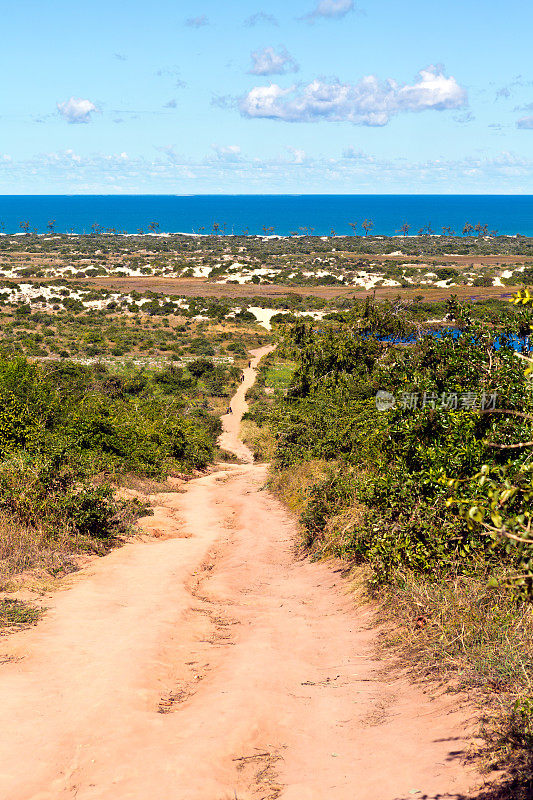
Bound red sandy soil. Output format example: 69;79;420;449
71;275;519;303
0;347;486;799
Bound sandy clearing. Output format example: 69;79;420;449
0;346;485;800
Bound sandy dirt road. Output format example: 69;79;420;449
0;346;483;800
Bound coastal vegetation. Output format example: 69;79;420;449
2;230;533;290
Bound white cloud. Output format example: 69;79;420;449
244;11;279;26
303;0;356;20
286;147;307;164
517;117;533;129
239;66;467;126
185;15;208;27
249;46;299;76
2;147;533;194
57;97;98;124
211;144;242;162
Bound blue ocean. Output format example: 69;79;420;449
0;195;532;237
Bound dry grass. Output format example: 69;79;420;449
376;573;533;692
268;459;330;516
0;513;74;588
240;419;276;462
374;572;533;797
0;510;113;593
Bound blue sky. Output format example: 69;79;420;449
2;0;533;193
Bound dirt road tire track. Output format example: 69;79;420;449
0;346;483;800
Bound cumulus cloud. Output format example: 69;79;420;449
244;11;279;26
239;66;467;126
517;117;533;129
185;15;208;27
57;97;98;124
302;0;357;20
286;146;307;164
248;46;299;76
211;144;242;162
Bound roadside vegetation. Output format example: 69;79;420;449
245;296;533;798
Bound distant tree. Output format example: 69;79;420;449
212;222;220;235
19;220;30;234
348;221;358;236
330;228;336;236
137;228;144;235
47;219;56;233
462;222;474;236
222;223;227;235
362;218;374;236
147;221;160;234
398;222;410;237
91;222;102;235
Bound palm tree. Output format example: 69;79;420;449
362;218;374;236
